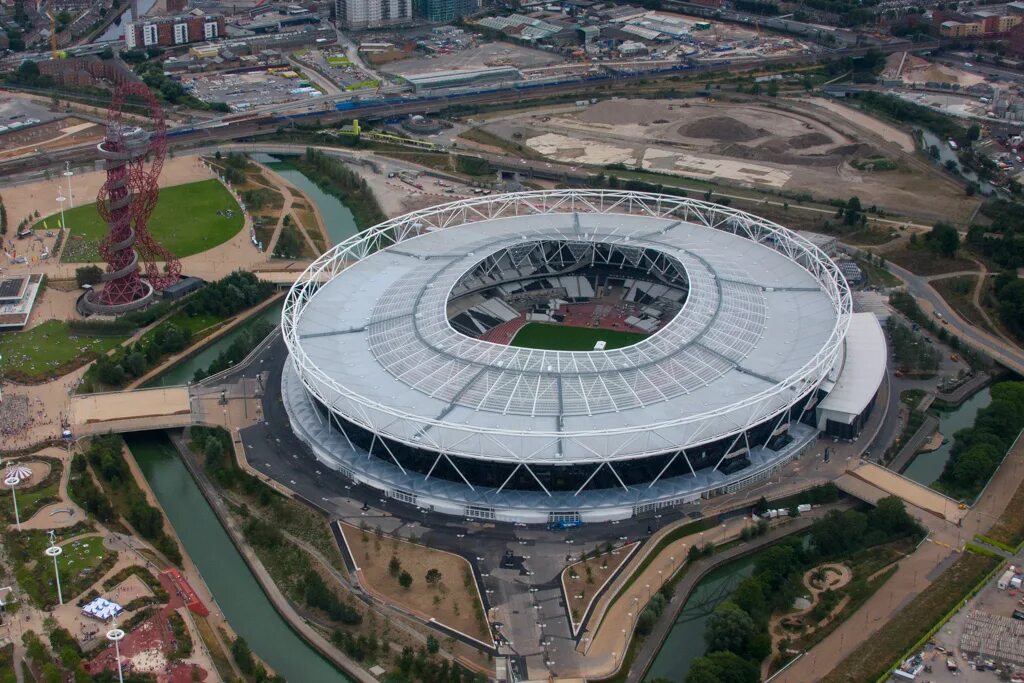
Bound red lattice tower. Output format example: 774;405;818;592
86;82;180;314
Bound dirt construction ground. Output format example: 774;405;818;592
482;97;977;224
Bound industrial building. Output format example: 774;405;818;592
282;191;881;523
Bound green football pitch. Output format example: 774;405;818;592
509;323;648;351
38;179;245;263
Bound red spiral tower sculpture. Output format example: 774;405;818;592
84;82;181;314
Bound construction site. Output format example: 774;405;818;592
471;96;978;223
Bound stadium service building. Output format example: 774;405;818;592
282;191;885;524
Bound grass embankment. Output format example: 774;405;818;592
0;320;126;382
821;550;1001;683
883;244;978;277
48;179;245;263
511;322;648;351
981;472;1024;550
931;274;993;333
852;254;902;288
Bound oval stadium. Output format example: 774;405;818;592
281;190;885;524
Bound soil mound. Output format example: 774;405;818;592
680;117;760;142
788;132;831;149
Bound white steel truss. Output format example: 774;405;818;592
283;190;852;466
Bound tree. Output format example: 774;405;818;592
398;570;413;589
967;123;981;143
75;265;103;287
231;637;255;675
0;197;6;236
685;651;760;683
704;603;761;658
924;222;960;258
425;568;442;587
388;556;402;577
426;635;439;654
753;496;768;515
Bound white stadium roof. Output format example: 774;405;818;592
284;191;851;465
817;312;887;425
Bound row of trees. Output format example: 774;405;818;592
886;318;941;375
84;435;183;564
937;381;1024;498
291;148;386;229
685;498;923;683
192;319;274;382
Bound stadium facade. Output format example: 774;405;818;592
282;191;883;523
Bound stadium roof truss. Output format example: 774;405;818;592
283;191;851;484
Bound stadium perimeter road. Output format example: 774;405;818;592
210;333;874;678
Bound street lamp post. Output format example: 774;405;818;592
63;163;74;208
107;623;126;683
56;194;67;232
45;530;63;605
5;476;20;531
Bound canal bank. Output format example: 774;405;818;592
128;430;370;683
249;153;361;247
602;515;819;683
138;295;285;389
901;386;992;487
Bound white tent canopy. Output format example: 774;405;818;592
81;597;124;621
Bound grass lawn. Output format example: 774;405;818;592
339;522;492;645
510;323;648;351
883;244;978;277
0;320;127;381
16;530;118;606
166;312;224;337
44;179;244;263
821;550;1000;683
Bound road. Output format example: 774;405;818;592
882;257;1024;375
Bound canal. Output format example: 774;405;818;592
143;300;284;388
250;153;361;246
902;386;992;487
128;431;352;682
644;554;759;681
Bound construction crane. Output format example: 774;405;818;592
45;11;65;59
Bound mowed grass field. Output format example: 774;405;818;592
0;320;127;381
510;323;648;351
39;179;245;263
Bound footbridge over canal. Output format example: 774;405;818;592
836;461;967;525
69;382;260;437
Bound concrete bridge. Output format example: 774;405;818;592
68;381;262;437
836;461;967;526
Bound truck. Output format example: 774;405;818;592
999;568;1015;590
